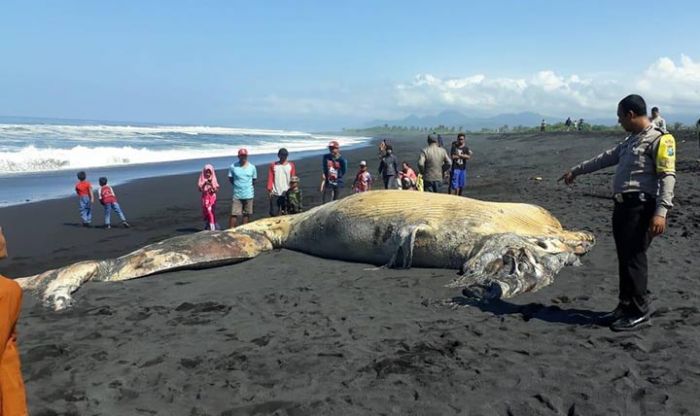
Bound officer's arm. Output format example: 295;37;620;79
654;135;677;218
418;151;426;174
570;144;621;176
228;168;234;185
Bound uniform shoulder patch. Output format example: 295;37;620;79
655;134;676;174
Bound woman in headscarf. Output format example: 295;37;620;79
198;164;220;230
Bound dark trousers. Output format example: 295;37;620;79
612;195;656;316
424;181;442;193
322;183;341;203
269;195;285;216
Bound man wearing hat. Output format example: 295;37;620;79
228;148;258;228
321;140;348;203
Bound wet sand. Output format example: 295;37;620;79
4;131;700;415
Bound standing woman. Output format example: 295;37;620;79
198;164;220;231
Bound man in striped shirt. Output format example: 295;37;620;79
267;148;296;217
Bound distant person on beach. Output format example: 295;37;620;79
565;117;573;131
399;161;418;190
98;177;130;229
198;165;219;230
267;148;296;217
578;118;584;131
283;176;303;214
353;161;373;193
75;171;94;227
449;133;473;196
418;135;451;193
540;119;546;132
560;94;676;332
378;144;399;189
0;227;29;415
228;148;257;228
320;140;347;203
650;107;667;132
437;134;444;148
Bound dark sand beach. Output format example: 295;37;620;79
3;131;700;415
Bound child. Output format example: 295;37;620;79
98;177;130;229
284;176;303;214
198;164;220;230
352;161;373;193
75;171;94;227
399;161;418;190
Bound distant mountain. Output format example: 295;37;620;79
364;110;700;130
366;110;562;131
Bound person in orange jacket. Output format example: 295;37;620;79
0;227;28;416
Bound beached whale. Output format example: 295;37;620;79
17;191;595;310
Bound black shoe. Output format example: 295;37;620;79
610;314;650;332
105;224;111;229
82;223;92;228
597;304;628;325
122;221;130;228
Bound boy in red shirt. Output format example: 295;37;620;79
75;171;94;227
98;177;130;229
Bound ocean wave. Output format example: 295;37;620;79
0;123;315;140
0;137;368;174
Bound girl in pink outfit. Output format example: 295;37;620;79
198;164;220;230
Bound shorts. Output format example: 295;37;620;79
231;198;253;216
450;169;467;189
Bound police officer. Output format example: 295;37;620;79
559;94;676;331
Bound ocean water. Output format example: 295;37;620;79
0;122;371;206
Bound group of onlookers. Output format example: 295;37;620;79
74;134;476;231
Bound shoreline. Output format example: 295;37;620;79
0;138;372;208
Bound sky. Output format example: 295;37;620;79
1;0;700;130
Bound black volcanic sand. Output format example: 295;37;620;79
3;131;700;415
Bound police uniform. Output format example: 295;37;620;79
570;125;676;318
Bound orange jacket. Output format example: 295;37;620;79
0;276;27;416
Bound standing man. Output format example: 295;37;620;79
565;117;573;131
449;133;473;196
0;227;29;416
559;94;676;331
321;140;348;203
378;144;399;189
418;134;451;193
650;107;667;132
540;119;546;132
266;148;296;217
228;148;257;228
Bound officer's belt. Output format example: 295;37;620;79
613;192;655;204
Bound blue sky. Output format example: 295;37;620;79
2;0;700;129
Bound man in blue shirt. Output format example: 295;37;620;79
228;148;257;228
320;140;348;203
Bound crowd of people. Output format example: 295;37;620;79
213;134;475;230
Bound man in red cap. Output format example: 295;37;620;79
227;148;258;228
320;140;348;203
0;227;29;416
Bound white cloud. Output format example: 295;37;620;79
395;55;700;117
636;54;700;112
